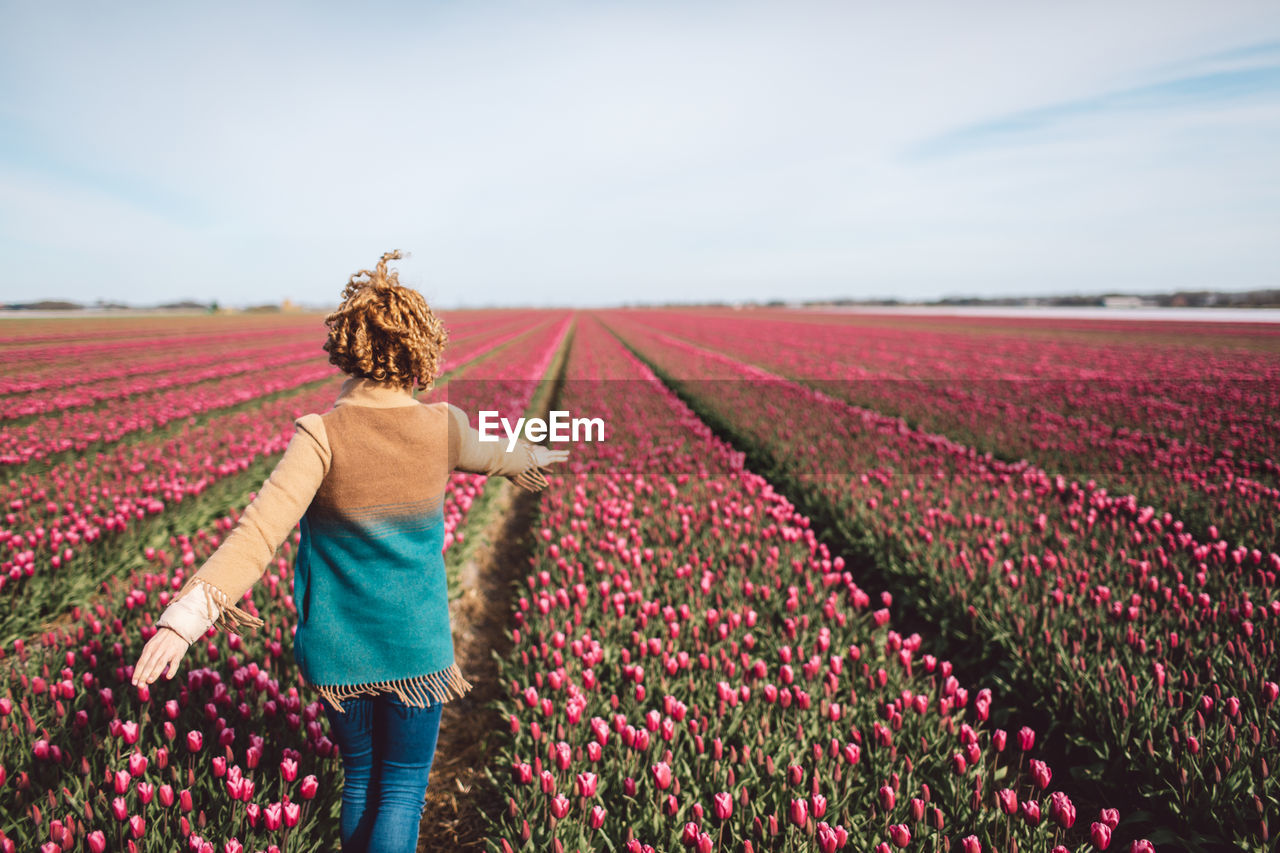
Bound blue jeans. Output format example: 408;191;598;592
323;692;444;853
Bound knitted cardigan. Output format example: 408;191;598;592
155;376;549;713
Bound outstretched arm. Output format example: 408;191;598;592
133;414;331;685
445;403;568;492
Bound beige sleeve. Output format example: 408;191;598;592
156;414;331;636
445;403;549;492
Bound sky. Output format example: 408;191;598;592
2;0;1279;309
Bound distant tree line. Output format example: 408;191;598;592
0;299;217;311
756;288;1280;309
794;289;1280;309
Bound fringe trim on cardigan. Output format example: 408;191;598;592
313;662;474;714
174;575;266;634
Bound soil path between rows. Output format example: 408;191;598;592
415;476;542;852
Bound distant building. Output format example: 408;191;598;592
1103;296;1148;308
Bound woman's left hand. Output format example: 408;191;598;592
132;627;191;687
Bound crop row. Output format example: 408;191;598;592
483;314;1140;853
0;321;322;374
0;318;557;637
611;311;1280;559
0;311;521;394
0;315;544;466
0;329;317;397
2;342;327;422
1;318;535;422
0;314;573;852
599;314;1277;849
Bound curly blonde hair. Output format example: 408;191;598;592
323;251;448;388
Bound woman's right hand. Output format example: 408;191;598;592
530;445;570;468
132;626;191;687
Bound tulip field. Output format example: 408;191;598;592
0;308;1276;852
0;310;570;852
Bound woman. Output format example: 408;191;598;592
131;251;568;852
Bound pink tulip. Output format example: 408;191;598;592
1020;800;1041;825
816;823;839;853
962;837;981;853
299;774;319;799
1030;759;1052;789
1018;726;1035;751
1130;842;1155;853
1100;808;1120;829
811;792;827;818
152;784;173;808
652;762;673;790
997;789;1017;815
187;731;203;752
589;805;607;829
1091;822;1112;849
789;798;808;827
87;832;107;853
129;815;145;839
576;772;598;797
879;785;896;811
549;794;570;819
283;802;300;827
263;803;283;830
1050;791;1076;828
889;824;911;848
714;792;733;820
